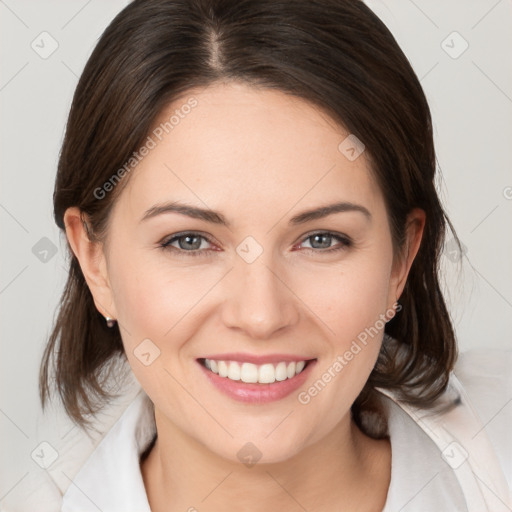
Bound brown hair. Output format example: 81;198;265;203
40;0;460;436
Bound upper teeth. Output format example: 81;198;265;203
204;358;307;384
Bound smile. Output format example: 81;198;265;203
197;357;317;403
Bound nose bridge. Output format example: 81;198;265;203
221;245;299;339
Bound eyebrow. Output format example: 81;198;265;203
140;200;371;227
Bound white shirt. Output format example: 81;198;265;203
3;350;511;511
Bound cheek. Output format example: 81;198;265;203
108;246;195;330
292;257;391;428
297;253;392;345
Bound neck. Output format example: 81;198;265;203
141;408;391;512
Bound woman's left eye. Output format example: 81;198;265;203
159;231;352;257
297;232;352;253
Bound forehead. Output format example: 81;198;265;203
117;82;383;224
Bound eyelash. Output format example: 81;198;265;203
158;231;352;258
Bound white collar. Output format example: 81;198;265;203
61;373;511;512
61;388;155;512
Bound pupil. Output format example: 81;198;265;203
181;235;200;250
312;234;330;249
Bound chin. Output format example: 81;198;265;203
203;433;307;467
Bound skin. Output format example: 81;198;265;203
65;81;425;511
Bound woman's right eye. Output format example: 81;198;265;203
159;232;215;258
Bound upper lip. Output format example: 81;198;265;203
199;353;316;365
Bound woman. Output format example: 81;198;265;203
35;0;511;511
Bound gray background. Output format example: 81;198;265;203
1;0;511;507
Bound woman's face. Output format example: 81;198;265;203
88;81;421;463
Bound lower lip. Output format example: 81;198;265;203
197;359;317;404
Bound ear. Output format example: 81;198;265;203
388;208;426;308
63;206;117;320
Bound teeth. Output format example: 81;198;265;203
241;362;258;383
259;363;275;384
218;360;228;377
228;361;241;381
203;358;309;383
275;362;288;381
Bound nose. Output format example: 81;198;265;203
221;256;300;340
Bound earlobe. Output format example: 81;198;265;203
63;207;117;319
389;208;426;304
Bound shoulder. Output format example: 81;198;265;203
2;372;142;512
377;349;512;511
453;349;512;403
452;349;512;487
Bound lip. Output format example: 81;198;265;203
200;352;314;365
197;358;317;404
